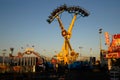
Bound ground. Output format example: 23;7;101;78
0;68;111;80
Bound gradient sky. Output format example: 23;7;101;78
0;0;120;58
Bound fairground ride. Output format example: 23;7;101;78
47;4;89;64
9;47;43;72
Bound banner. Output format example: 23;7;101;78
104;32;110;46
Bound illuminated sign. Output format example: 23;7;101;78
51;58;57;64
106;52;120;58
113;34;120;39
104;32;110;45
111;34;120;48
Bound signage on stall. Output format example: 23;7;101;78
104;32;110;45
113;34;120;39
106;52;120;58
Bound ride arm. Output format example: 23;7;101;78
56;16;73;51
65;37;72;51
56;16;65;31
67;13;77;39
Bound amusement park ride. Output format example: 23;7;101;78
47;4;89;64
9;47;41;58
9;47;42;72
0;4;90;73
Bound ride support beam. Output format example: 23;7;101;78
67;13;77;39
56;16;65;31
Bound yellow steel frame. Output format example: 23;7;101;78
56;13;78;64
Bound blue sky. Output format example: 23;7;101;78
0;0;120;58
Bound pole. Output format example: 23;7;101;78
99;28;103;66
99;28;102;52
79;47;83;57
2;49;6;65
90;48;92;57
2;53;6;65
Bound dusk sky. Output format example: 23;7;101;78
0;0;120;58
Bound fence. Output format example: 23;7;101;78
110;70;119;80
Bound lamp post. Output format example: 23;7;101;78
10;48;14;54
79;47;83;57
99;28;102;51
10;48;14;67
90;48;92;57
2;49;6;65
99;28;103;65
